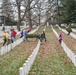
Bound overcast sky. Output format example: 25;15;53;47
0;0;2;2
0;0;2;7
0;0;2;5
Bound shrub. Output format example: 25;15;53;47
26;34;36;38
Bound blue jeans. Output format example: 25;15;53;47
23;35;28;41
12;36;16;42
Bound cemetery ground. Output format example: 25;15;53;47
29;26;76;75
0;26;44;75
0;26;76;75
59;25;76;35
54;26;76;54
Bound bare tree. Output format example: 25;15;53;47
14;0;40;31
1;0;14;25
15;0;23;31
44;0;59;25
2;0;13;16
1;0;59;30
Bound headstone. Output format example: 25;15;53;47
47;22;49;26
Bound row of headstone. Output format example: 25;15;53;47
0;26;39;55
0;38;23;55
51;25;76;67
57;25;76;39
57;24;76;33
72;28;76;32
19;26;46;75
0;26;26;31
19;40;40;75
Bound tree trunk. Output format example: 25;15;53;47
38;6;41;26
39;14;40;25
28;13;32;28
17;5;21;31
28;0;32;28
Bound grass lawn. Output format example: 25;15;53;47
29;26;76;75
0;26;44;75
34;26;45;34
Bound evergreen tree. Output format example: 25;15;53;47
61;0;76;24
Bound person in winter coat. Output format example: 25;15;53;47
11;28;17;43
20;30;23;38
3;31;7;46
23;30;28;41
58;33;62;44
6;31;11;45
36;33;40;41
42;31;46;42
27;27;32;32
